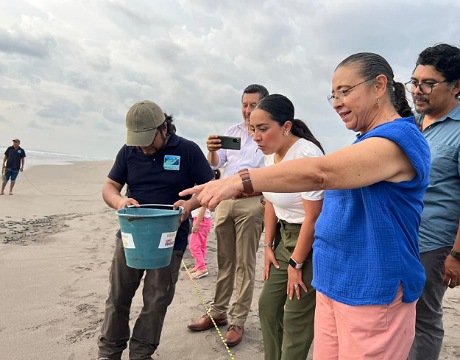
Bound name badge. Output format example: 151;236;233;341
164;155;180;170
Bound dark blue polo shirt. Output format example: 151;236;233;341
4;146;26;170
108;133;214;250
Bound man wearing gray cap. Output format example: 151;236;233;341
97;100;214;360
1;138;26;195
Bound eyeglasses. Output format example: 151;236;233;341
327;78;372;105
404;80;447;94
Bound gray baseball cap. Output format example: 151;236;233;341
126;100;165;146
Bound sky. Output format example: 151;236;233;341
0;0;458;159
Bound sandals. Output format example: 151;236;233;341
192;269;209;279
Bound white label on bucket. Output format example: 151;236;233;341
159;231;177;248
121;232;135;249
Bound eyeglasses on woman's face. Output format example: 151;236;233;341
327;78;372;106
404;79;447;95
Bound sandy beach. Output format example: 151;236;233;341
0;161;459;360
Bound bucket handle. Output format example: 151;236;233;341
123;204;184;230
127;204;177;210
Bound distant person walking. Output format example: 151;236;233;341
1;139;26;195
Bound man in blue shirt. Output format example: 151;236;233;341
97;100;214;360
1;138;26;195
407;44;460;360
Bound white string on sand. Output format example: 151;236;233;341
20;171;101;197
182;260;236;360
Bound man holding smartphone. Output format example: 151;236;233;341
187;84;268;347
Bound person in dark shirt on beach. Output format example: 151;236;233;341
97;100;214;360
1;138;26;195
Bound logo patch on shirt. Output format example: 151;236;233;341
164;155;180;170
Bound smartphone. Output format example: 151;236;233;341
217;136;241;150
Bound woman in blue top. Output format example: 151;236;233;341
181;52;431;360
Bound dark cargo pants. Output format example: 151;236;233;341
408;247;450;360
98;235;183;360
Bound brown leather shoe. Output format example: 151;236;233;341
187;314;228;331
225;325;244;347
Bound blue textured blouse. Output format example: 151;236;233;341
312;117;431;305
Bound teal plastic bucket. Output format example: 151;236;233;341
116;204;183;269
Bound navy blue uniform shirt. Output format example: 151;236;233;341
4;146;26;170
108;133;214;251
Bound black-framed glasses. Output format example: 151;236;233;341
327;78;373;105
404;80;447;94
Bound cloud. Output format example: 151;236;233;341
0;16;56;58
0;0;458;158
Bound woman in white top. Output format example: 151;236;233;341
250;94;324;360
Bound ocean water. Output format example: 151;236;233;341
0;146;110;168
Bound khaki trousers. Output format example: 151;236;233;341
209;196;264;326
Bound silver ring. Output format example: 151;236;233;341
294;284;299;288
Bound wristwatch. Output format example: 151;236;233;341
238;168;254;195
450;249;460;261
288;257;303;269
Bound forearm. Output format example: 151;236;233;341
249;159;325;193
207;151;219;167
452;220;460;251
196;207;206;223
102;181;124;210
263;201;278;246
247;138;414;194
443;219;460;288
291;220;315;264
291;199;323;263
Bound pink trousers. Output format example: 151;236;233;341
314;287;416;360
189;217;212;270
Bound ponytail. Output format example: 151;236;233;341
291;119;325;154
392;82;413;118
